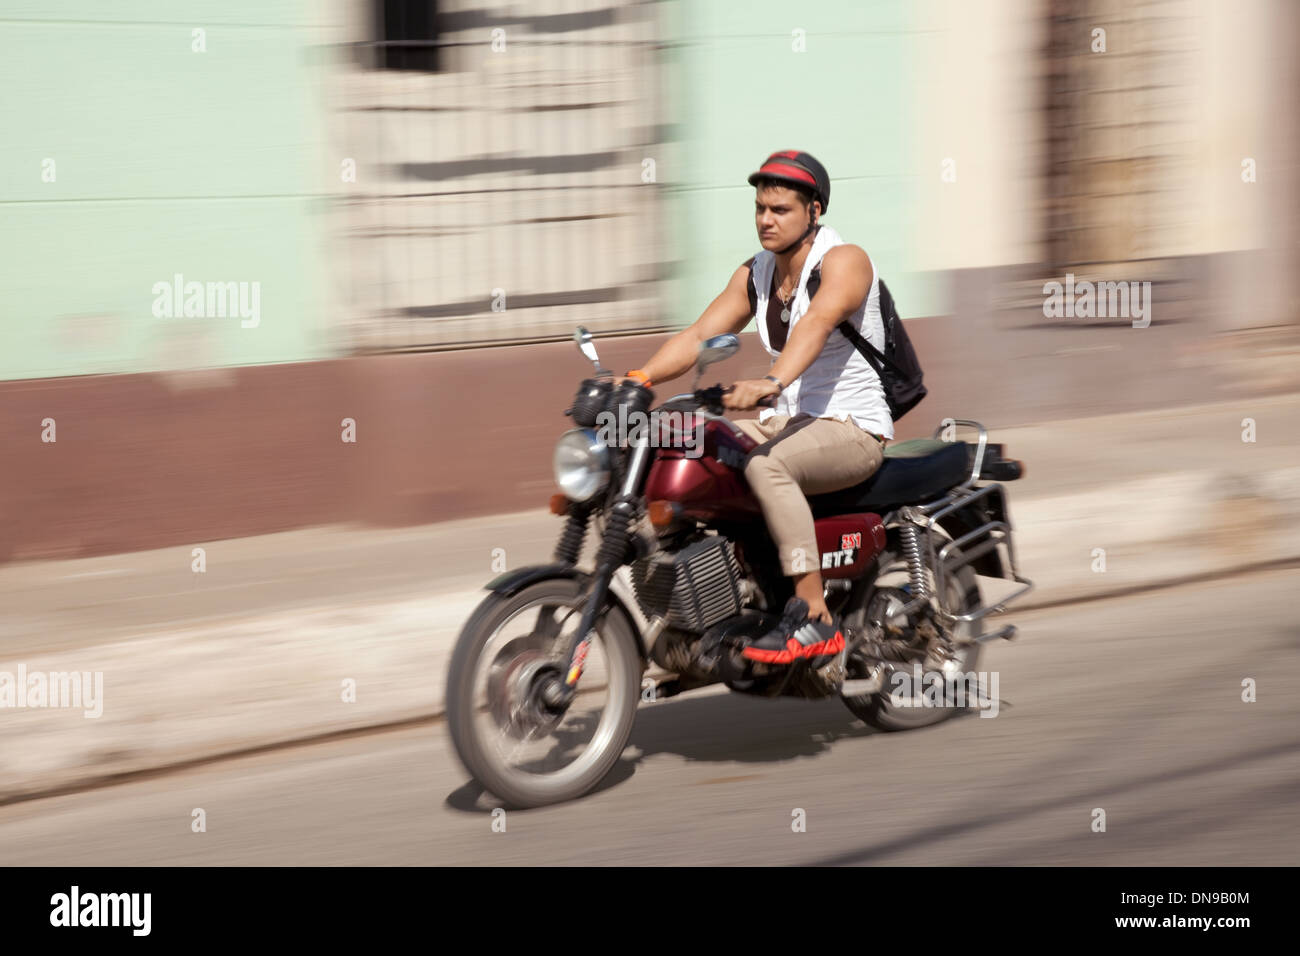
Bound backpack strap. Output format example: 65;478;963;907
837;318;895;377
806;266;905;376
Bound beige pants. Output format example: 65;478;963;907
735;414;885;576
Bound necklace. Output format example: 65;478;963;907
775;226;816;322
775;274;796;323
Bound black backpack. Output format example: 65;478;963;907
750;259;928;421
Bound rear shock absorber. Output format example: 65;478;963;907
900;523;929;600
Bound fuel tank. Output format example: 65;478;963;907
642;417;761;521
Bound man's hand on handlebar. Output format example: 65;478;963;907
722;378;781;411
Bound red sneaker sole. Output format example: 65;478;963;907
742;631;843;665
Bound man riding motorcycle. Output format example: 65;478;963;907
621;150;893;665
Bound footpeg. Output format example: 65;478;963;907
975;624;1017;644
645;677;684;701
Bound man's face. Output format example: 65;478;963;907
755;184;816;250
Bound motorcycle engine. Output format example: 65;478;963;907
632;534;845;698
632;534;746;679
630;534;744;633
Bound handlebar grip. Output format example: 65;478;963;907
697;385;778;412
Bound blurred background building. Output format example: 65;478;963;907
3;0;1298;376
1;0;1297;556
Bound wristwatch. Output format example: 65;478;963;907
763;374;785;393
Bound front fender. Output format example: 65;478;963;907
486;563;579;597
485;563;650;662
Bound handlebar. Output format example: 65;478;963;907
694;384;777;414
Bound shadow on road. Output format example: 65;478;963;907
442;689;986;812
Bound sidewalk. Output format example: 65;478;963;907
2;393;1298;801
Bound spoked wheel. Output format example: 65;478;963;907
445;578;642;808
841;533;986;731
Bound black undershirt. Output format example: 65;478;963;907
765;270;788;352
742;256;790;352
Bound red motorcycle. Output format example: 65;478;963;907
446;328;1033;807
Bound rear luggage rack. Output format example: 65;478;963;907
915;420;1034;623
938;419;1024;486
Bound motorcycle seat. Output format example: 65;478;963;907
807;440;970;517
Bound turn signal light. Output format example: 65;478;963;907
647;500;680;528
549;494;570;516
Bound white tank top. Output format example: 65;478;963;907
750;225;894;439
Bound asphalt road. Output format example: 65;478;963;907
1;568;1296;866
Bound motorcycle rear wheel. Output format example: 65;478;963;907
841;535;987;731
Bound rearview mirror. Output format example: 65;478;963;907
694;334;740;387
573;327;610;377
697;334;739;371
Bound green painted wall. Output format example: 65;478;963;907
0;2;328;380
662;0;943;329
0;1;946;381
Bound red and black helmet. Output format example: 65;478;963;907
747;150;831;214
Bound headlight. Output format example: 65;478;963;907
552;428;612;502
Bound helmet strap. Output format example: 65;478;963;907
774;203;819;256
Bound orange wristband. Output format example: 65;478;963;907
625;368;653;387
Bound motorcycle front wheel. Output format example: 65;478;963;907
445;577;642;808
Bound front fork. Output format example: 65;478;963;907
541;437;653;709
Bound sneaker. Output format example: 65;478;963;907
742;598;845;666
792;616;846;670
